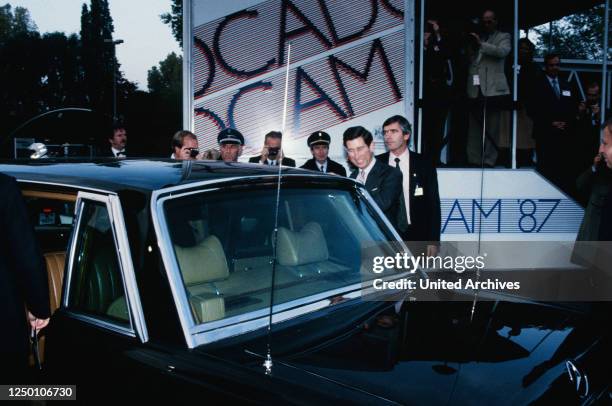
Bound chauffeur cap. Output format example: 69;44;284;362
217;128;245;145
307;131;331;147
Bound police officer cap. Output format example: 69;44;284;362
218;128;244;145
307;131;331;147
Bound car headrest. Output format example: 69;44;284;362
174;235;229;285
277;222;329;266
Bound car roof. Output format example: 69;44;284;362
0;158;333;192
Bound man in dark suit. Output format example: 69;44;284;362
301;131;347;176
343;126;402;229
0;173;50;381
102;123;128;158
377;115;441;256
528;54;578;195
249;131;295;167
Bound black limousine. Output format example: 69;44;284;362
0;159;609;404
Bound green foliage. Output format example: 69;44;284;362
532;5;606;60
148;52;182;94
1;1;141;155
161;0;182;47
0;4;37;42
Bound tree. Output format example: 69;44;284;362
80;0;136;122
0;4;37;43
532;5;606;60
137;52;182;155
161;0;182;47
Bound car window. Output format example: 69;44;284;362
21;190;76;252
67;199;130;327
163;186;398;325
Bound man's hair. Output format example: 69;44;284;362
544;53;560;64
172;130;197;149
264;131;282;141
383;115;412;135
109;122;126;139
343;126;373;147
518;38;535;52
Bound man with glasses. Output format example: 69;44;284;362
466;9;511;167
528;54;578;195
343;126;402;229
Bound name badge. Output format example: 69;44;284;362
473;75;480;86
414;187;424;197
562;90;571;97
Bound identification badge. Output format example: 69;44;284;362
414;187;424;197
562;90;571;97
473;75;480;86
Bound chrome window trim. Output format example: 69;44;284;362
151;174;410;348
65;311;136;338
108;194;149;343
193;291;364;346
190;283;365;334
64;192;148;342
151;192;197;348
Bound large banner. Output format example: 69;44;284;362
188;0;406;165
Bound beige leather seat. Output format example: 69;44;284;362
174;235;227;323
276;222;329;267
30;252;66;367
43;252;66;315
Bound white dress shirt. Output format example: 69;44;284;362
111;147;126;157
388;149;411;225
357;157;376;184
317;160;327;172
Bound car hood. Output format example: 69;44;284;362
262;301;607;405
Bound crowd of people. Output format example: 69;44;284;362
103;113;443;252
419;9;608;205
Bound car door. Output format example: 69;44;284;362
44;191;149;396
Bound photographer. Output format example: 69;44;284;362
171;130;202;160
465;9;511;168
576;82;606;175
422;19;451;165
249;131;296;166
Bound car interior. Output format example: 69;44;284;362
166;188;380;324
20;186;130;365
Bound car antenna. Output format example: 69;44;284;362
263;41;292;376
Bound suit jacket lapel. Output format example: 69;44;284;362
365;160;382;189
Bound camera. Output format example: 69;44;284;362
268;147;280;158
189;148;200;158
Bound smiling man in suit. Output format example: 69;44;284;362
343;126;402;230
378;115;441;256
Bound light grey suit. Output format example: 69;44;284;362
466;30;512;166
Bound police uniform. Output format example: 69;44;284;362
300;131;347;176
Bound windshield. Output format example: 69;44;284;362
162;183;399;325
